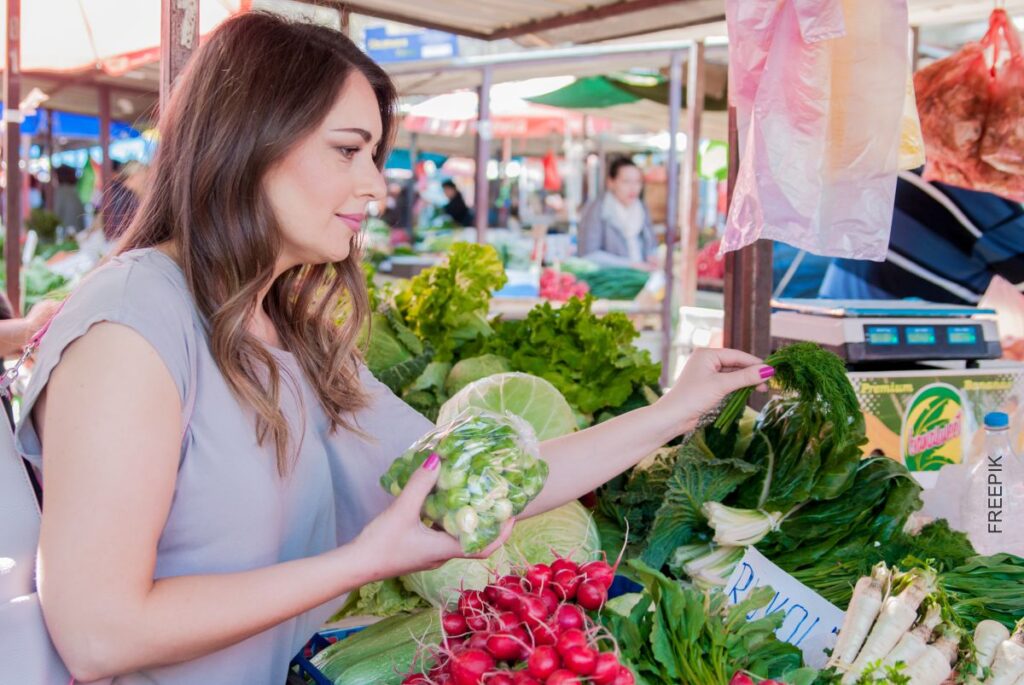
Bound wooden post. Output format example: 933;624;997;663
4;0;21;314
99;85;112;193
911;25;920;72
659;50;684;387
160;0;199;112
723;107;773;364
680;41;705;308
473;65;493;243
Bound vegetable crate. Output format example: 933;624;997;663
289;626;364;685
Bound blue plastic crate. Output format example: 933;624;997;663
289;626;365;685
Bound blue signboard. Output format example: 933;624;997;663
363;26;458;63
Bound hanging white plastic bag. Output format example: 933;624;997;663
723;0;909;261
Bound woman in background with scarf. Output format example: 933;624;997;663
578;157;659;271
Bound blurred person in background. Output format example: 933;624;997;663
100;161;148;242
579;157;658;271
441;179;473;226
53;165;85;233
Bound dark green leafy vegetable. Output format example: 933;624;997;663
603;559;818;685
364;308;434;395
395;242;507;362
942;553;1024;630
713;342;861;448
482;294;661;419
641;446;758;569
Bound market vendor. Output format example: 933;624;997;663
441;179;474;226
15;13;772;685
579;157;659;271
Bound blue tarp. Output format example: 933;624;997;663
385;149;446;171
0;104;140;140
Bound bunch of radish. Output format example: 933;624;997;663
540;270;589;302
728;673;786;685
402;557;635;685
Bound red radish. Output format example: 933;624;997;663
495;611;521;631
443;612;469;636
518;595;549;623
580;561;615;590
525;564;553;591
545;670;579;685
591;653;620;685
759;681;785;685
468;633;490;651
555;629;587;658
496;587;524;611
450;649;495;685
575;580;607;611
528;645;561;679
532;620;559;646
402;675;430;685
487;632;523;661
561;646;597;676
551;558;578;575
512;672;541;685
460;590;485;615
499;575;524;589
466;613;490;632
554;604;585;631
510;626;531;660
445;635;468;651
612;667;635;685
728;675;755;685
540;589;560;615
487;674;515;685
552;569;580;600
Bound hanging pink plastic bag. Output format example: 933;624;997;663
723;0;909;261
980;12;1024;174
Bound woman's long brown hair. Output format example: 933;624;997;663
120;12;397;474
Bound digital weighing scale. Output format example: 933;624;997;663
771;299;1002;366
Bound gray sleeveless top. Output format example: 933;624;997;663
15;248;433;684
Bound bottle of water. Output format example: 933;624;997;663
960;412;1024;556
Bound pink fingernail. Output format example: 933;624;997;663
759;365;775;379
423;453;440;470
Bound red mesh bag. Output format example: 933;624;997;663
915;10;1024;199
980;13;1024;174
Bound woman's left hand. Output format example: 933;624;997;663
652;347;772;439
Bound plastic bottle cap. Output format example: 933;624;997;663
984;411;1010;429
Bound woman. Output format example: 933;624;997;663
579;157;659;270
17;13;772;684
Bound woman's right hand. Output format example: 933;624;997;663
352;456;514;579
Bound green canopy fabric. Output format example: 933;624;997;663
527;76;640;109
527;74;728;112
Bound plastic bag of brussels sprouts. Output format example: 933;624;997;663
380;410;548;553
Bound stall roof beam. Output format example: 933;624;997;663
4;0;20;314
487;0;687;41
306;1;490;40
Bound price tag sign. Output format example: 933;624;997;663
724;548;845;669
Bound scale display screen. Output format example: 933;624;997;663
865;326;900;346
948;326;979;345
906;326;937;345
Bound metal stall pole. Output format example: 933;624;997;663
659;50;684;387
473;65;494;243
680;40;705;307
160;0;199;111
4;0;21;314
42;108;55;211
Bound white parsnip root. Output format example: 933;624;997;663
967;620;1012;684
902;628;960;685
829;563;890;670
986;623;1024;685
842;570;937;685
881;602;943;671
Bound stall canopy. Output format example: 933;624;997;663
0;104;139;140
0;0;246;74
331;0;726;46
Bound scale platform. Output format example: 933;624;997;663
771;299;1002;364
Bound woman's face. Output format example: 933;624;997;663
608;165;644;206
263;72;387;271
